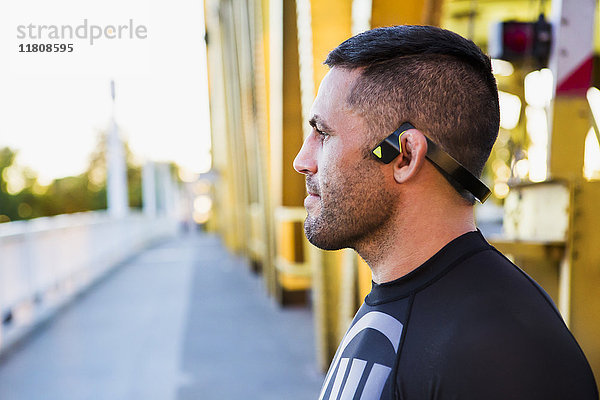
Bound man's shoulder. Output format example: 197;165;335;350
416;245;558;315
396;246;599;400
414;246;568;351
441;243;555;303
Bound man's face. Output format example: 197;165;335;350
293;68;395;250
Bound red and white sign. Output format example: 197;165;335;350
550;0;596;96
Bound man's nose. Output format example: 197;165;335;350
293;135;318;175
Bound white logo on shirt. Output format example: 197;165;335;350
319;311;404;400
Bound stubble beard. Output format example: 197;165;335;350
304;165;395;251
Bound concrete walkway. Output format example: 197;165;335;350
0;233;323;400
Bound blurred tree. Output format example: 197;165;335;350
0;130;144;222
0;147;18;221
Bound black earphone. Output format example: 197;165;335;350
372;122;491;203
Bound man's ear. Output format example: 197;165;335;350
392;129;427;184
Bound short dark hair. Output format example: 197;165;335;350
325;25;500;184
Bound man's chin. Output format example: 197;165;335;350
304;219;349;251
308;239;347;251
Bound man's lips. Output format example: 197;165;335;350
306;183;320;197
304;191;320;208
306;179;320;200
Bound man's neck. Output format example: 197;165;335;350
356;199;476;284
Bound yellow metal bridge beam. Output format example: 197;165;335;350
371;0;442;27
546;0;600;377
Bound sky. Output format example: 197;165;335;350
0;0;211;184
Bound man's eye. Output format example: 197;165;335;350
315;128;328;138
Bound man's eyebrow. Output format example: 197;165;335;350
309;115;333;132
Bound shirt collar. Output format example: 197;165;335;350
365;230;490;305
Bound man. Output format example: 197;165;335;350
293;25;598;399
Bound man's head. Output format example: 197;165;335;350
293;25;499;251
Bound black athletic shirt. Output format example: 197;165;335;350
318;230;598;400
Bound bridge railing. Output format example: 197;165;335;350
0;211;178;354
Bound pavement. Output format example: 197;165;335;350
0;233;323;400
